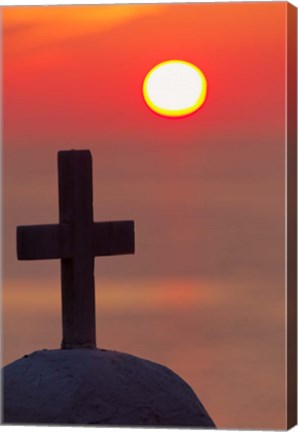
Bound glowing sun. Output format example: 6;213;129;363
143;60;207;118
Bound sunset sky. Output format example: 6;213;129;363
2;3;291;429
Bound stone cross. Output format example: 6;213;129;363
17;150;135;349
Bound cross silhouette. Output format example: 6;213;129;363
17;150;135;349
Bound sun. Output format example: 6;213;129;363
143;60;207;118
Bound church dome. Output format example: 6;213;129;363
3;348;215;427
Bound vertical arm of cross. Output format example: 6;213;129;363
58;150;96;349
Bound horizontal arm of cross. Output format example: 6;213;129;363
17;220;135;260
17;224;72;260
93;221;134;256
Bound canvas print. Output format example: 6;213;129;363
1;2;297;429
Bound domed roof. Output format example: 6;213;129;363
3;348;215;427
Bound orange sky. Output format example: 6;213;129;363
2;3;291;429
4;3;286;147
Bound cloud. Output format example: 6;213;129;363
4;5;168;56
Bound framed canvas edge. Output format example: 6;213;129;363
286;2;297;429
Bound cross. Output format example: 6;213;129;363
17;150;135;349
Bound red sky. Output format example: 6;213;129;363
2;3;290;429
4;3;286;146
